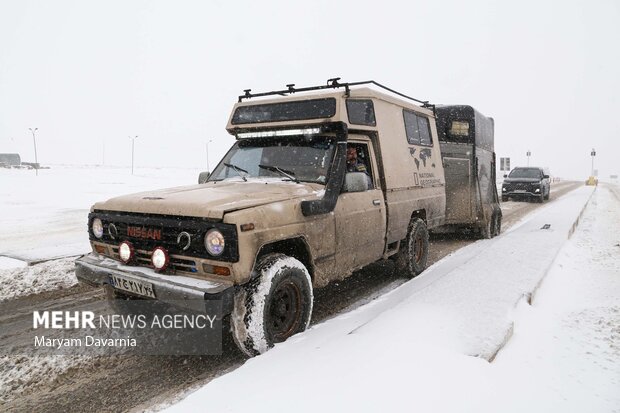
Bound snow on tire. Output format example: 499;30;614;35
231;253;313;357
395;218;429;278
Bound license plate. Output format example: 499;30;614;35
109;275;156;298
514;189;527;193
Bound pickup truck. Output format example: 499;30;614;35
76;79;497;356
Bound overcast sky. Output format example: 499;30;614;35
1;0;618;179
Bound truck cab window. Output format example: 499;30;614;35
209;136;336;184
345;143;374;191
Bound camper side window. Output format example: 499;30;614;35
418;116;432;146
403;110;432;146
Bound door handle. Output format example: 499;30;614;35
372;199;381;206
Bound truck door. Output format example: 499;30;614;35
443;156;472;222
333;141;387;275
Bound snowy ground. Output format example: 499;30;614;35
0;165;202;264
0;165;202;300
0;257;76;302
164;184;619;413
1;165;615;412
487;184;620;413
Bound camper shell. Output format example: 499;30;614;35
434;105;502;237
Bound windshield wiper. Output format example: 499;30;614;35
258;164;300;183
223;162;248;181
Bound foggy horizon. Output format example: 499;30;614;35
1;0;618;180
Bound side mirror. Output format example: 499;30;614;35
342;172;370;193
503;174;508;178
198;171;210;184
543;174;549;179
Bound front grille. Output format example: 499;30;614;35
88;210;239;263
504;182;536;192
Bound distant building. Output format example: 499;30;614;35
0;153;21;167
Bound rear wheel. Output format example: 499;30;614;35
231;253;313;357
395;218;429;278
479;217;493;239
493;214;502;237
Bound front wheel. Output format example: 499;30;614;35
395;218;429;278
231;254;313;357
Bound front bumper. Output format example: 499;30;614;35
502;187;542;197
75;253;235;314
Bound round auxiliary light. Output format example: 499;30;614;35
92;218;104;239
119;241;134;264
151;247;170;271
204;229;225;256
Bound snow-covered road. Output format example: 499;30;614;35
1;165;607;413
165;185;619;413
487;184;620;413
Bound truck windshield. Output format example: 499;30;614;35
209;136;335;184
509;168;541;178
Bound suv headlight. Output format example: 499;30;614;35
92;218;104;239
204;229;225;256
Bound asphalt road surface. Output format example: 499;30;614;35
1;181;582;413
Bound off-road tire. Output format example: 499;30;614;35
395;218;429;278
538;193;544;203
479;217;493;239
231;253;313;357
544;190;550;200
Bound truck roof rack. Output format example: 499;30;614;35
238;77;435;112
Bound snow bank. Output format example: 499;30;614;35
0;257;77;302
484;184;620;412
165;186;597;412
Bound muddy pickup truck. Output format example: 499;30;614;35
76;79;449;356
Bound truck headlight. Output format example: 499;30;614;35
204;229;225;256
92;218;104;239
535;188;540;193
502;187;506;192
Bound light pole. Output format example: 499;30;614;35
591;148;596;176
129;135;138;175
526;150;531;166
29;127;38;176
206;139;213;171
